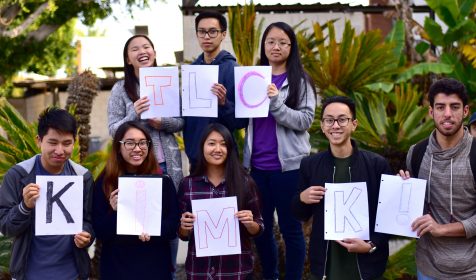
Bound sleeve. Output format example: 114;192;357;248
108;82;138;137
244;177;264;237
0;168;33;237
269;80;316;131
405;145;415;176
92;176;117;240
160;117;184;133
160;176;180;239
82;172;95;247
291;156;315;222
369;156;391;246
177;178;192;241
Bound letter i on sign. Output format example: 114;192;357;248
135;180;147;233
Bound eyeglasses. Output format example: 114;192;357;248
264;39;291;48
119;140;150;151
196;28;222;38
321;117;352;127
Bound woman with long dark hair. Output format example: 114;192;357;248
178;123;264;279
92;121;179;279
107;35;183;276
243;22;316;280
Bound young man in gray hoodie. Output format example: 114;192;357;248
0;108;94;280
400;78;476;279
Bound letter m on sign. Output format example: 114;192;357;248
196;207;238;249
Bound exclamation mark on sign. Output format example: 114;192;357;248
396;183;412;225
135;180;147;233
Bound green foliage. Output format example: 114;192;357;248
227;1;264;66
353;83;434;153
297;20;400;98
384;240;417;280
0;235;12;278
0;0;151;85
0;98;107;182
421;0;476;95
0;98;39;180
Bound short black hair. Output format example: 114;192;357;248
321;96;356;120
195;11;227;32
37;107;77;140
428;78;468;107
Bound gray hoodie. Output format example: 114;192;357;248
406;129;476;279
243;78;316;172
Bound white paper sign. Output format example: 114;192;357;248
234;66;272;118
35;176;83;236
324;182;369;240
117;177;163;236
139;66;180;118
375;174;426;238
181;65;218;117
192;197;241;257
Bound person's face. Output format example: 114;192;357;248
264;27;291;67
120;128;149;173
321;102;357;148
37;128;74;174
470;123;476;137
429;93;469;137
196;18;225;55
203;131;228;168
126;37;156;73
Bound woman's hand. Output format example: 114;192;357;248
134;96;150;115
109;189;119;211
236;210;260;235
139;233;151;242
267;83;279;97
180;212;195;231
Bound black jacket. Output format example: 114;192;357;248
291;140;391;279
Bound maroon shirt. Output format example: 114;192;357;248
178;176;264;279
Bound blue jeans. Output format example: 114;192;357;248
170;237;179;279
251;168;305;280
417;270;436;280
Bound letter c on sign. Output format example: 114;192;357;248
238;71;268;108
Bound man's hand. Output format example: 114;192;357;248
412;214;445;237
211;83;227;106
300;186;326;204
397;170;411;179
336;238;371;253
74;231;91;248
22;183;40;209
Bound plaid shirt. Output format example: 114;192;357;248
178;175;264;279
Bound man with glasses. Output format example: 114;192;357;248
399;78;476;279
292;96;391;280
183;11;247;173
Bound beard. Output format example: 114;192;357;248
434;118;464;137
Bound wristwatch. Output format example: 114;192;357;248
367;241;377;254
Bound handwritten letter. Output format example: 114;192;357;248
192;197;241;257
139;67;180;118
35;176;83;236
234;66;272;118
324;182;369;240
117;177;163;236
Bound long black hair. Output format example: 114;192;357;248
259;22;316;109
192;123;253;210
122;34;158;102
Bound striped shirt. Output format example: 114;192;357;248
178;175;264;279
